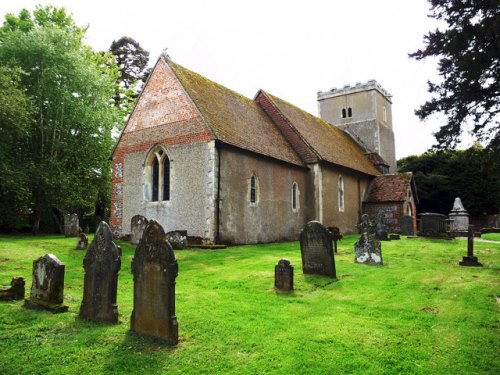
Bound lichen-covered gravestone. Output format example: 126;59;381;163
64;213;79;237
24;254;68;312
80;222;121;323
299;221;336;278
130;215;148;245
76;233;88;250
0;277;25;301
400;215;414;236
355;214;383;265
275;259;294;291
166;231;188;250
131;220;179;344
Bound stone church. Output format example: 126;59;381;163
110;54;417;244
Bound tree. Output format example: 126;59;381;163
0;6;121;233
410;0;499;150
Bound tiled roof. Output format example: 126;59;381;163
366;153;389;167
166;58;304;167
364;172;413;202
262;92;380;176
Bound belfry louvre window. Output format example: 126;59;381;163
149;148;170;202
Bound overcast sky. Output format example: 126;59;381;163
1;0;461;159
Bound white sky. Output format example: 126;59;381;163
1;0;464;159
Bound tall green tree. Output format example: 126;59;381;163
410;0;499;150
0;6;121;233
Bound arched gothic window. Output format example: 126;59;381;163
292;182;299;211
338;175;345;212
250;175;257;205
147;147;170;202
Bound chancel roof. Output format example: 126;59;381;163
364;172;416;202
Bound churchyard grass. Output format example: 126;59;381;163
0;234;498;374
482;232;500;241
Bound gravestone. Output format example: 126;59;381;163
0;277;25;301
389;234;400;240
419;213;447;236
24;254;68;312
354;214;383;265
327;226;343;253
130;215;148;245
166;231;188;250
131;220;179;344
80;221;121;323
299;221;336;278
64;213;79;237
76;233;88;250
449;197;469;233
400;215;414;236
375;218;389;241
459;225;483;267
274;259;294;291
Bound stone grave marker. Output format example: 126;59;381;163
459;225;483;267
166;231;188;250
275;259;294;291
375;218;389;241
131;220;179;345
449;197;469;233
0;277;25;301
64;213;79;237
327;226;343;253
80;221;121;323
419;213;447;236
299;221;336;278
76;233;88;250
400;216;414;236
131;215;148;245
355;214;383;265
24;254;68;312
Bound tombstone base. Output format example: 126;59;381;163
459;256;483;267
24;298;68;313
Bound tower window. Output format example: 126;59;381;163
348;107;352;117
383;106;387;122
341;108;346;118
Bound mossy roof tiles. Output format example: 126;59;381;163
364;172;414;202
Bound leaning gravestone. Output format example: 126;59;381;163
400;215;414;236
131;220;178;345
130;215;148;245
64;213;79;237
275;259;294;291
355;214;383;265
80;222;121;323
76;233;88;250
24;254;68;312
299;221;336;278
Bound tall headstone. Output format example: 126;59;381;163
24;254;68;312
449;197;469;233
76;233;88;250
400;215;414;235
459;225;483;267
299;221;336;278
130;215;148;245
64;213;79;237
131;220;178;345
80;222;121;323
355;214;383;265
274;259;294;291
0;277;25;301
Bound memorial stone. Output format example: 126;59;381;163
449;197;470;233
327;226;343;253
274;259;294;291
76;233;88;250
131;220;179;344
375;217;389;241
299;221;336;278
130;215;148;245
80;222;121;323
419;213;447;236
24;254;68;312
459;225;483;267
400;215;414;235
0;277;25;301
64;213;79;237
354;214;383;265
166;231;188;250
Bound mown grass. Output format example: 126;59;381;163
0;234;498;374
482;233;500;241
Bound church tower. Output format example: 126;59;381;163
317;80;396;173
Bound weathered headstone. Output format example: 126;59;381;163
327;226;343;253
299;221;336;278
389;234;400;240
0;277;25;301
375;217;389;241
400;215;414;236
275;259;294;291
166;231;188;250
76;233;88;250
64;213;79;237
24;254;68;312
80;222;121;323
449;197;469;233
131;220;178;344
419;213;447;236
459;225;483;267
130;215;148;245
355;214;383;265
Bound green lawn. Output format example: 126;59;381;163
0;234;498;374
482;232;500;241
